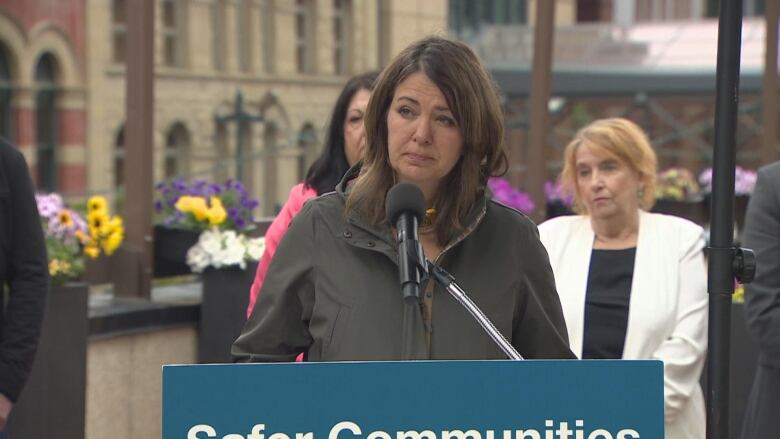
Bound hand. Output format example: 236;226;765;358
0;393;12;430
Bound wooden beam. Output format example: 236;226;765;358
119;0;155;297
525;0;556;222
762;0;778;164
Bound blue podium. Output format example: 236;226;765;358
163;360;663;439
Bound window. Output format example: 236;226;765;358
377;0;391;67
297;123;317;181
262;122;278;215
237;0;252;72
333;0;351;75
114;125;125;188
112;0;127;63
164;122;190;179
706;0;764;17
260;0;276;73
162;0;184;67
0;44;12;141
449;0;526;39
636;0;696;21
35;53;59;192
294;0;315;74
211;0;226;70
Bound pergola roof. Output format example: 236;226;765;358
490;67;764;97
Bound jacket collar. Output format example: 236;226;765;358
335;163;488;253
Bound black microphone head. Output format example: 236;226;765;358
385;182;425;224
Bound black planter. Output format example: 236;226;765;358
8;283;88;438
651;198;708;225
199;262;257;363
153;225;201;277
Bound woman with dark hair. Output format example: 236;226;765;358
246;71;378;317
235;36;573;361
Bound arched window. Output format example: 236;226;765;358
262;122;279;215
35;53;59;192
114;125;125;188
0;43;13;140
165;122;190;179
214;121;229;181
297;123;317;181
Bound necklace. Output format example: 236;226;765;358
421;208;437;228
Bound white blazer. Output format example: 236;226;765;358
539;211;708;439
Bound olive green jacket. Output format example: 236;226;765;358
233;170;574;361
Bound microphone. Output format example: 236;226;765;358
385;182;427;304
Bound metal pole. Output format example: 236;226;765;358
707;0;742;438
120;0;154;298
762;0;778;164
525;0;555;222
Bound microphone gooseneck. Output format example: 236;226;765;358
385;183;427;304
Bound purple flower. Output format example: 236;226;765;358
698;166;757;195
234;217;247;230
544;181;574;206
227;207;240;220
487;177;535;215
154;200;164;213
36;193;64;219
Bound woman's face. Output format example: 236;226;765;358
574;142;644;220
343;88;372;167
386;72;464;202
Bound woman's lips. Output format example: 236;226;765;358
405;153;433;164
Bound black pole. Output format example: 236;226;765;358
708;1;742;438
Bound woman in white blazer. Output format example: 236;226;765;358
538;118;708;439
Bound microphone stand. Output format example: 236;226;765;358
425;260;524;361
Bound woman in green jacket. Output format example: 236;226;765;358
233;36;574;362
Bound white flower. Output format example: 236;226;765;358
186;227;260;272
246;237;266;261
186;244;211;273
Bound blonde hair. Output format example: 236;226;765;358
560;118;657;214
346;36;508;245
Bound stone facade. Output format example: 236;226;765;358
85;0;447;215
0;0;447;213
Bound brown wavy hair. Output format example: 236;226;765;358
346;36;508;245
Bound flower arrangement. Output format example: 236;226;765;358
35;193;124;285
186;228;265;273
655;168;701;201
544;180;574;206
487;177;535;215
154;178;259;232
698;166;757;195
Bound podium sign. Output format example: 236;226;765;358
163;360;663;439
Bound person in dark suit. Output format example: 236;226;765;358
740;161;780;439
0;138;49;435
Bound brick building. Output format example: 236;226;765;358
0;0;448;214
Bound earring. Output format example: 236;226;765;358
637;187;645;200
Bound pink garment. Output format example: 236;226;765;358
247;183;317;319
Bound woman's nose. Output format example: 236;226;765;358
413;118;433;145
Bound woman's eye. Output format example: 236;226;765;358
437;116;456;127
348;116;363;124
398;106;414;117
